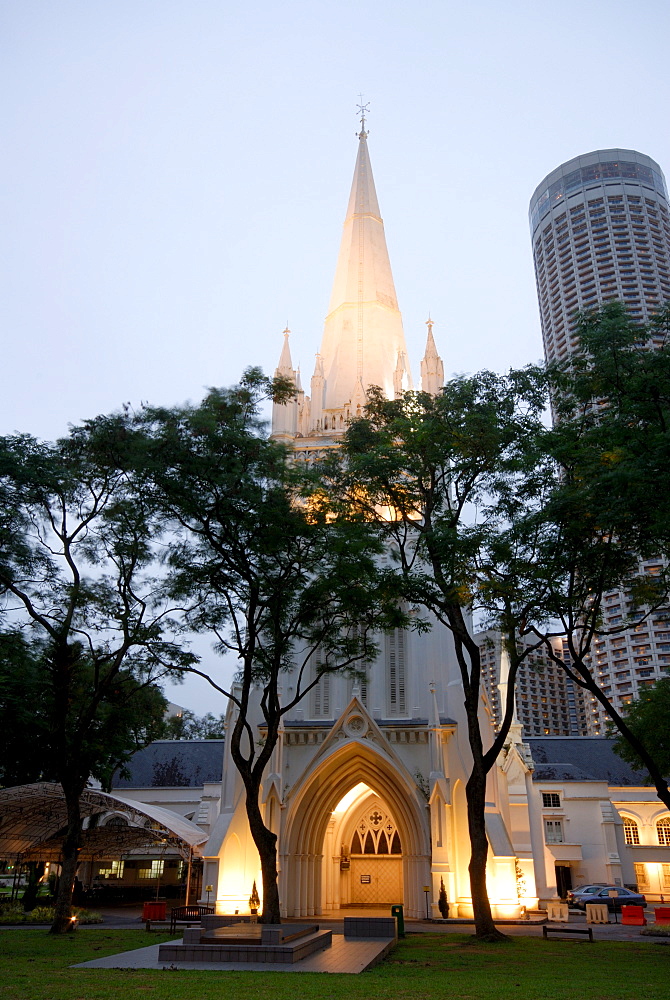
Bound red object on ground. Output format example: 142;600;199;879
654;906;670;923
621;905;646;926
142;901;167;921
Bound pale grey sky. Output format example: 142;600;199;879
2;0;669;712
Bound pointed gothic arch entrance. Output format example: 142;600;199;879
336;785;403;907
280;740;430;918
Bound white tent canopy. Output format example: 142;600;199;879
0;782;208;862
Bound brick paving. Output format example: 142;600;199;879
74;933;395;974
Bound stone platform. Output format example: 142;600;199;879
158;920;332;965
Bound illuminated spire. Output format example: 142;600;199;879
318;106;412;411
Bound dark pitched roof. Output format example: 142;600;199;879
526;737;649;785
111;740;224;789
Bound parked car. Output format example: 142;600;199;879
570;884;646;911
566;884;607;906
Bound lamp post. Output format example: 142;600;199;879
422;885;431;920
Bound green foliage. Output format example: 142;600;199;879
335;372;551;938
106;371;411;922
507;302;670;807
515;859;526;900
609;677;670;776
0;421;196;930
549;301;670;555
0;424;195;792
0;630;169;791
0;928;668;1000
161;710;226;740
0;905;102;924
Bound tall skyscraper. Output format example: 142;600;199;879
530;149;670;364
529;149;670;732
476;630;589;737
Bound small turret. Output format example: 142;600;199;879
271;327;298;438
420;317;444;395
310;354;326;431
393;349;411;398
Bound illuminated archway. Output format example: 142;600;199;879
281;740;430;918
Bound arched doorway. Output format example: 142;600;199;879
281;741;430;918
336;785;403;907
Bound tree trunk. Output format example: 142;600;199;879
49;783;82;934
21;862;45;912
245;790;281;923
465;761;508;942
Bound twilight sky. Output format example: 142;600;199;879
2;0;669;713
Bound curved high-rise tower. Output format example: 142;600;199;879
530;149;670;364
529;149;670;735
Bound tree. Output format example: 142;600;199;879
0;630;168;791
489;485;670;812
335;373;550;940
549;300;670;555
161;709;226;740
0;428;194;932
517;302;670;810
609;678;670;778
115;370;408;924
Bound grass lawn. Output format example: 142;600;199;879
0;928;667;1000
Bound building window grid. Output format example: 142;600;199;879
634;863;651;891
657;818;670;846
544;820;564;844
623;817;640;845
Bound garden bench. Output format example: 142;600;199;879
543;924;594;942
169;904;214;934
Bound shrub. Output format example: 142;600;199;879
641;923;670;937
0;904;102;925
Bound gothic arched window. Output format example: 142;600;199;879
623;817;640;845
657;817;670;846
349;803;402;856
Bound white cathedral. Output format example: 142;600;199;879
198;122;536;921
4;125;669;912
109;126;670;918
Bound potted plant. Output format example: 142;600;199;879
438;877;450;919
249;881;260;918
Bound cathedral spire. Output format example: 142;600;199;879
276;327;294;376
318;109;412;411
421;317;444;395
272;327;298;438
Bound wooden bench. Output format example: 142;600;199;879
169;904;215;934
543;924;594;942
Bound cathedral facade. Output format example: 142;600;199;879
106;128;670;917
199;122;536;920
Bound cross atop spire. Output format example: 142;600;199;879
319;120;410;409
356;95;370;138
